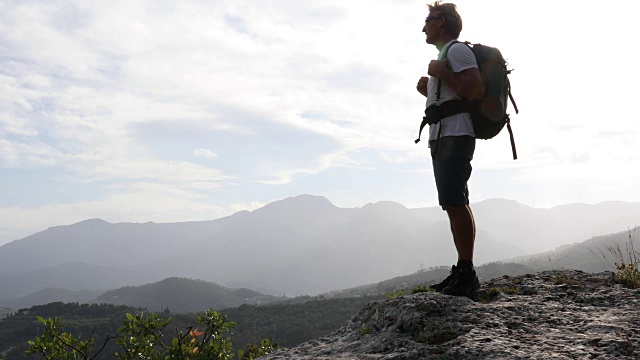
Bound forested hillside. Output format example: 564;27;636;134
516;228;638;272
221;295;382;347
0;303;137;360
0;295;382;359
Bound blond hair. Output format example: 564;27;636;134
428;1;463;38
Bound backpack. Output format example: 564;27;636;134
415;41;519;160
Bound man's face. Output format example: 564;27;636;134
422;12;442;45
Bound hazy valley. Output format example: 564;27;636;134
0;195;639;359
1;194;638;306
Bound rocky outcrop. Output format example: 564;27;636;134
263;270;640;359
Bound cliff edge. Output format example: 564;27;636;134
264;270;640;359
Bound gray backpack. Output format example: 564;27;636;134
416;41;519;159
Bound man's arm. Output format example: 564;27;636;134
428;59;484;100
416;76;429;97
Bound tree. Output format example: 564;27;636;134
25;316;106;360
24;309;278;360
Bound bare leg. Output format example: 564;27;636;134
443;205;476;261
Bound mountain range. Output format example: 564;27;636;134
1;227;634;313
91;277;285;313
0;195;638;301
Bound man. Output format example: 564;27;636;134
416;1;484;296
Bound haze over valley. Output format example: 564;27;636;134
1;194;638;309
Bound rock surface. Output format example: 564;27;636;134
263;270;640;359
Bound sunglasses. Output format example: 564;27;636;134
425;15;441;24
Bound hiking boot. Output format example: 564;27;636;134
442;268;480;297
429;265;458;293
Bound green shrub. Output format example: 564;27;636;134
26;316;97;360
591;228;640;289
384;289;404;299
607;229;640;289
553;274;579;286
613;262;640;289
476;287;501;303
411;285;431;294
25;309;278;360
502;286;519;295
238;338;279;360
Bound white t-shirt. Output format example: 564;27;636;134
426;40;478;141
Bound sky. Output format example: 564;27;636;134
1;0;640;245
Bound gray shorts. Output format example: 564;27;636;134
430;136;475;207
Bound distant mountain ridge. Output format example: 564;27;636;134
91;277;284;313
0;288;104;310
0;195;638;300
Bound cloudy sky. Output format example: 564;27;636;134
1;0;639;245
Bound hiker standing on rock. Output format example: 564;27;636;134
416;1;484;296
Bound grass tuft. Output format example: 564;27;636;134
554;274;579;286
384;289;405;299
411;285;433;294
591;228;640;289
359;326;372;336
502;286;519;295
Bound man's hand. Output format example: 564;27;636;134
416;77;429;97
427;58;450;78
427;59;484;100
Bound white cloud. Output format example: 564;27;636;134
0;188;229;243
193;148;218;158
1;0;640;245
256;150;356;185
0;139;63;168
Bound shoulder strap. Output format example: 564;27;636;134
415;41;462;145
440;40;460;59
430;40;461;154
436;40;460;103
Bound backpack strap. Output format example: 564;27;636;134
505;67;519;159
508;86;518;159
415;117;429;144
415;41;461;145
415;100;466;144
506;116;517;160
509;91;519;114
